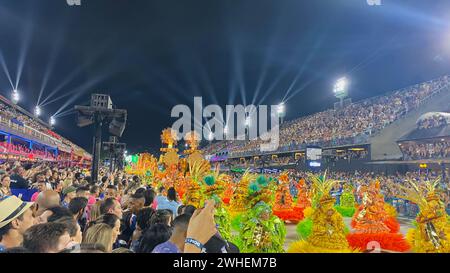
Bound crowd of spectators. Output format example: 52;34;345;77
400;139;450;160
203;75;450;157
0;98;87;156
417;115;447;129
0;161;224;253
0;142;58;161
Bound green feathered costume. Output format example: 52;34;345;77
334;184;356;217
238;176;286;253
202;173;233;242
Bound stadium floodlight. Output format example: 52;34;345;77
277;102;285;114
277;102;286;123
333;77;349;109
34;106;41;117
49;116;56;126
11;89;20;104
333;77;349;98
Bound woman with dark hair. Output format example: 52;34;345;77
149;209;173;226
182;205;197;215
156;187;180;217
167;187;178;202
137;223;172;253
129;207;155;252
143;188;156;208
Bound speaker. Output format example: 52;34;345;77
77;113;94;127
109;116;127;137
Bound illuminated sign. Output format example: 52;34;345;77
309;161;321;167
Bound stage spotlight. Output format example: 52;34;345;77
49;116;56;126
34;106;41;117
11;89;20;104
208;131;214;141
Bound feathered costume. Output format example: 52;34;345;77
182;161;210;208
237;175;286;253
229;170;257;231
202;167;233;242
347;181;410;252
289;171;356;253
334;183;356;218
273;172;303;223
397;178;450;253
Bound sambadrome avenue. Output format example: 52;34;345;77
1;0;450;266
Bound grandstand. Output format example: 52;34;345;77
0;94;91;166
203;75;450;173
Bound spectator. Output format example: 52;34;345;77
104;185;118;200
69;197;88;232
155;186;166;206
0;196;35;251
50;216;83;245
76;186;90;199
9;167;29;189
44;206;74;223
129;207;155;252
152;213;191;253
94;213;121;246
137;223;171;253
143;188;157;209
22;222;73;253
157;187;181;217
0;174;11;198
61;186;77;208
31;174;48;202
35;190;61;218
150;209;173;226
82;223;114;253
99;197;123;219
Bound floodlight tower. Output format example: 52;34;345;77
333;77;349;109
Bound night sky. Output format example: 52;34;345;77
1;0;450;154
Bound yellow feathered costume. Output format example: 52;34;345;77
288;171;357;253
397;178;450;253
